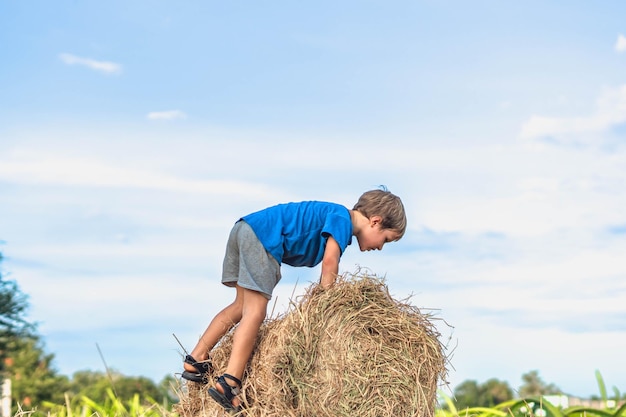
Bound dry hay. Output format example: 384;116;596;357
176;272;448;417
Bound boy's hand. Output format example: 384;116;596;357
320;236;340;288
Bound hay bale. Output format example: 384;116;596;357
176;272;448;417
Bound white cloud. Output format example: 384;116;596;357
146;110;188;120
0;149;279;199
615;34;626;53
412;142;626;237
520;84;626;141
59;53;122;75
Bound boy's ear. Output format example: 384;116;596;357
370;215;383;226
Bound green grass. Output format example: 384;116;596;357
13;388;171;417
437;392;626;417
12;371;625;417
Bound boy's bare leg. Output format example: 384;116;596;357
184;286;245;371
216;286;269;405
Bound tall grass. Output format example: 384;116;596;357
438;393;626;417
13;388;171;417
12;371;625;417
438;371;626;417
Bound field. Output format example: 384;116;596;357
11;388;626;417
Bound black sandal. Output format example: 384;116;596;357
208;373;243;414
181;354;213;383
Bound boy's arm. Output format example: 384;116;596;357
320;236;341;289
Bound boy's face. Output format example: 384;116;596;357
356;216;401;252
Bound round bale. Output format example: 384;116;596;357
176;273;448;417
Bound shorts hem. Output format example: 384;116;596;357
222;281;272;300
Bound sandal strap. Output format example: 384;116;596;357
184;354;212;374
222;373;242;387
216;374;242;399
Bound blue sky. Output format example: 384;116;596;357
2;0;626;398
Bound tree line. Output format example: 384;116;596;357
449;370;563;410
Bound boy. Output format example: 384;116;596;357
181;188;406;414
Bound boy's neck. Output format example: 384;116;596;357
350;210;369;234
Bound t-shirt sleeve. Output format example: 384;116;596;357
321;212;352;254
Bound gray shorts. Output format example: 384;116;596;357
221;220;281;299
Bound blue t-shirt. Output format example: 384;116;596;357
242;201;353;267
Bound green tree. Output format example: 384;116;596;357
4;336;70;413
452;378;513;409
453;379;481;409
482;378;514;405
0;252;35;372
518;370;561;397
158;374;180;405
68;370;168;405
1;252;73;413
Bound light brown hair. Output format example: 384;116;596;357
353;187;407;238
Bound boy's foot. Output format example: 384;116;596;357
208;374;243;414
181;354;213;383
